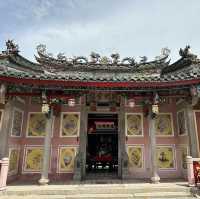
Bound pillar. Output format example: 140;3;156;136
78;96;87;180
74;99;87;181
0;158;9;191
186;156;195;186
185;104;199;158
38;110;54;185
0;100;13;159
149;108;160;183
119;96;128;179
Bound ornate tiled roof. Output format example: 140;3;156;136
0;41;200;87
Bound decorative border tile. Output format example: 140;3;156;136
60;112;80;137
26;112;54;138
155;113;174;137
22;145;51;173
57;145;77;173
126;145;144;170
156;145;176;170
125;113;144;137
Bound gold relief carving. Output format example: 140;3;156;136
61;113;80;137
27;113;47;137
24;147;43;172
58;147;76;173
177;110;187;136
156;146;175;169
9;148;20;175
155;114;173;136
127;146;143;168
11;109;23;137
126;114;143;136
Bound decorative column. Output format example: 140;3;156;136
0;100;13;159
74;99;87;181
148;107;160;183
38;109;54;185
119;96;128;179
185;103;199;158
0;158;9;191
79;96;87;180
186;156;195;186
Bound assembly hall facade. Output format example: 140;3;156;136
0;40;200;186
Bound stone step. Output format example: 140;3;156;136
2;182;194;198
0;194;196;199
4;187;191;196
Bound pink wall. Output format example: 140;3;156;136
125;99;189;179
6;97;196;182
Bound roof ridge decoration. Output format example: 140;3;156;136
179;45;198;59
35;44;170;73
3;40;19;55
162;45;200;74
0;40;43;73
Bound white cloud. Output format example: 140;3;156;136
1;0;200;63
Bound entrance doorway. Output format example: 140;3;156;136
86;113;118;176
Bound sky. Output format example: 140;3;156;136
0;0;200;63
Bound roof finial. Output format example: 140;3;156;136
111;53;120;64
179;45;197;59
5;39;19;54
140;56;148;64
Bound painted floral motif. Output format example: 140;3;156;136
155;114;173;136
24;147;43;172
126;114;143;136
61;113;80;136
59;147;76;172
156;147;174;169
28;113;47;137
9;148;20;175
127;146;143;168
12;109;23;136
177;110;187;135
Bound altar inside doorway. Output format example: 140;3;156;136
86;113;118;175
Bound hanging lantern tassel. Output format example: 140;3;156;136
152;104;159;114
128;99;135;108
42;103;50;113
153;93;160;104
68;98;75;107
0;84;6;104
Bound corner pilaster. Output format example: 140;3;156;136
0;100;13;159
185;103;199;158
